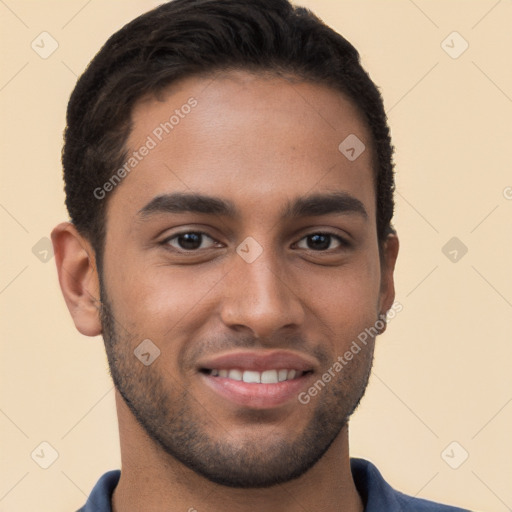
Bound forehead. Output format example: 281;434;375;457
109;70;376;223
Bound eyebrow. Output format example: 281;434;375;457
136;191;368;221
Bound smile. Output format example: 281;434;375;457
202;368;308;383
197;350;317;408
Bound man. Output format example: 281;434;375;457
51;0;471;510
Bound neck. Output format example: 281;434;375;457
111;391;363;512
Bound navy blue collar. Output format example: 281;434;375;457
77;458;471;511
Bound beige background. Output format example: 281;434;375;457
1;1;511;510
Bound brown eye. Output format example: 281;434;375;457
163;232;218;251
296;233;348;251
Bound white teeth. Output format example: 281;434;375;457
209;368;303;383
242;370;261;383
228;369;243;381
261;369;278;384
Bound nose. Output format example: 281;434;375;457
219;248;305;340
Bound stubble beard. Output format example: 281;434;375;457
98;279;374;488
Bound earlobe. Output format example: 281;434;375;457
51;222;103;337
378;233;399;330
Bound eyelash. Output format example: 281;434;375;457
160;230;350;253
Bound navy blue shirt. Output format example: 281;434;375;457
77;458;471;511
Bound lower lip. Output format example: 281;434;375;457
200;372;313;409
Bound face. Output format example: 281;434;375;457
98;70;396;488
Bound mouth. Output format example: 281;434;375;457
197;351;317;409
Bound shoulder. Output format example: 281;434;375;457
394;489;473;511
350;458;472;512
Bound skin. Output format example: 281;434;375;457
52;70;399;512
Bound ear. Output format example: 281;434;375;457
377;233;399;333
51;222;102;337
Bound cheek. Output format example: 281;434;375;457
297;259;381;349
301;257;381;312
110;262;224;337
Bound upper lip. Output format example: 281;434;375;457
197;350;317;372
